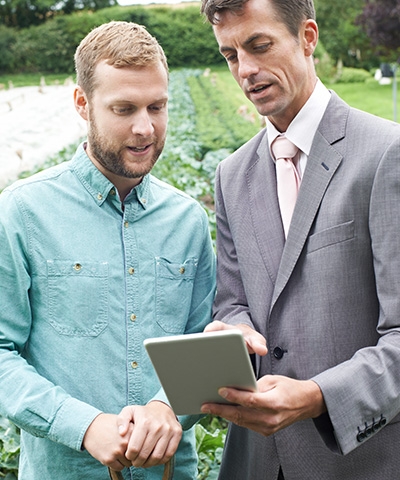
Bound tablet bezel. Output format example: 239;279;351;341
144;329;257;415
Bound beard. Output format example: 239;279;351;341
87;117;165;180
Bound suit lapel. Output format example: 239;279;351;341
246;133;285;285
271;93;349;308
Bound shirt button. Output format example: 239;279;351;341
110;188;116;196
128;267;135;275
131;361;138;369
141;198;147;204
130;314;137;322
97;193;103;200
124;221;129;228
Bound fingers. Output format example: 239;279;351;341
116;406;134;436
204;320;231;332
120;402;182;468
238;324;268;356
82;413;132;469
204;321;268;356
201;377;327;437
127;425;180;468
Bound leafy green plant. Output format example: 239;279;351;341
196;416;227;480
0;418;19;479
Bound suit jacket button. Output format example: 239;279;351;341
273;346;285;359
357;431;366;442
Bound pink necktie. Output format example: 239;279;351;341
271;135;300;237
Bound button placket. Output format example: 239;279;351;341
122;208;142;405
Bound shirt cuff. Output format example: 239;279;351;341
48;397;102;451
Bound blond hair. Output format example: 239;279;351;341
75;21;168;98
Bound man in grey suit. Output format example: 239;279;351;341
199;0;400;478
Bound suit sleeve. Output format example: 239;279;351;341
312;132;400;455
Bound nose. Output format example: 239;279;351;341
132;109;154;137
237;51;259;79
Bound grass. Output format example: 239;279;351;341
0;73;75;88
1;67;398;122
204;64;399;123
326;80;399;122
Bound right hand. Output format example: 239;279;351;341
82;413;133;471
204;320;268;356
116;401;182;468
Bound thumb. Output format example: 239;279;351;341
117;406;135;436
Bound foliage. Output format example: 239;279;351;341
0;417;19;478
0;0;117;29
315;0;379;70
0;26;17;73
137;7;222;68
313;41;335;83
335;67;373;84
0;5;221;74
196;416;227;480
357;0;400;63
153;69;218;239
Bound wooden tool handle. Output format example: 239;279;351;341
108;456;174;480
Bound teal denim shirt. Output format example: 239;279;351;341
0;144;216;479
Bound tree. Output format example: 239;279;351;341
357;0;400;63
315;0;379;69
0;0;117;29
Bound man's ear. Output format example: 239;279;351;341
74;86;89;120
303;19;318;57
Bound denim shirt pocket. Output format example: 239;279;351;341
155;257;197;334
47;260;109;337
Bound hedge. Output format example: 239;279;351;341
0;5;223;74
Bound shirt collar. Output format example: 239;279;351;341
71;142;150;208
267;79;331;156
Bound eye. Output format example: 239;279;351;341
112;105;135;115
253;42;271;53
226;54;238;63
149;102;167;113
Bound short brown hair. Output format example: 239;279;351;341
75;21;168;98
201;0;315;38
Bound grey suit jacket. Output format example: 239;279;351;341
213;92;400;479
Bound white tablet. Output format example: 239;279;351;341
144;329;257;415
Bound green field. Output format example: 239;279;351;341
207;65;399;122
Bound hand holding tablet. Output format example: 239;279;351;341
144;329;257;415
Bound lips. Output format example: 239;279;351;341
127;144;151;153
249;84;270;94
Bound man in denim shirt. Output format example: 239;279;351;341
0;22;216;479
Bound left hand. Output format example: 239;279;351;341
117;401;182;468
201;375;326;436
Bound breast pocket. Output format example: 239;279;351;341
47;260;109;337
306;220;355;254
155;257;197;334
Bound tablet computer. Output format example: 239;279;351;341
144;329;257;415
